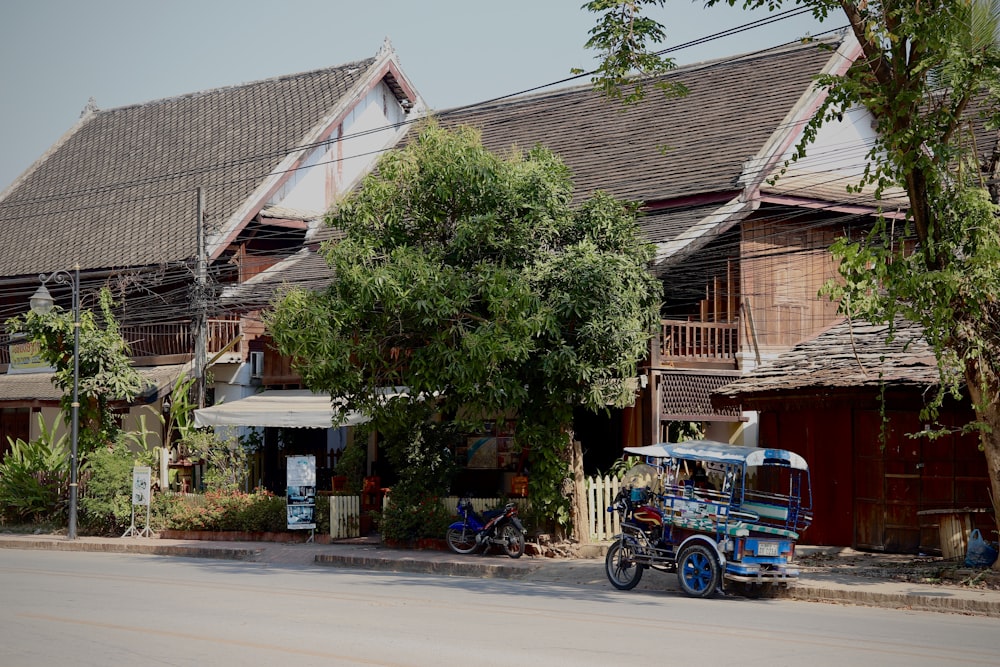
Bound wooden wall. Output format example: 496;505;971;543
757;398;991;553
741;215;843;353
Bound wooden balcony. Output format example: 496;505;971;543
124;319;243;364
652;319;740;370
1;319;243;373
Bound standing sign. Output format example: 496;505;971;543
132;466;151;505
286;455;317;532
122;466;152;537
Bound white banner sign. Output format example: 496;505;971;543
286;455;316;530
132;466;151;506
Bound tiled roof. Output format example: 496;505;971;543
220;248;335;310
0;58;377;278
0;363;189;402
231;40;844;302
712;317;941;405
435;38;844;216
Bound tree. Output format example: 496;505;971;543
267;122;660;538
6;288;145;453
583;0;1000;560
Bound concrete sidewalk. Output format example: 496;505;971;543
1;533;998;617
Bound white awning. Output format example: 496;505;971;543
193;390;370;429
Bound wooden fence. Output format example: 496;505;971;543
586;475;622;542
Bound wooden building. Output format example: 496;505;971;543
712;317;993;553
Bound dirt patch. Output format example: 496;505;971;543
797;549;1000;591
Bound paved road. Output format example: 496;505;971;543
1;549;997;667
2;533;999;617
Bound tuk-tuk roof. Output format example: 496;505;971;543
624;440;809;471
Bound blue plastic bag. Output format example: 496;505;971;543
964;529;999;568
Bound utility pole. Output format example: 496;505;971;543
193;187;207;410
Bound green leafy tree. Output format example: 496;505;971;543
583;0;1000;555
267;122;660;538
575;0;687;104
6;288;145;453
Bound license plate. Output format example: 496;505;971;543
757;542;780;557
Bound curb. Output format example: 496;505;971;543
314;552;541;579
779;584;1000;617
0;537;259;562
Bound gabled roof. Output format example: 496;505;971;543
711;316;941;406
242;38;855;300
0;50;412;279
435;37;850;221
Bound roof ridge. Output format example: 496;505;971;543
436;33;846;116
94;56;378;116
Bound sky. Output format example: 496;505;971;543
0;1;833;191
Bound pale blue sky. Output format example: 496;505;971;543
0;1;831;190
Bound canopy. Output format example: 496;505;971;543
193;390;370;429
624;440;809;471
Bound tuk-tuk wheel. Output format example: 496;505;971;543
605;539;644;590
677;544;719;598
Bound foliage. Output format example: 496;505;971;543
78;440;139;535
5;288;144;453
0;421;70;524
364;401;459;541
665;420;704;443
576;1;686;104
379;493;453;542
183;430;249;492
164;372;198;444
164;490;286;532
607;455;642;479
334;441;367;495
267;122;660;536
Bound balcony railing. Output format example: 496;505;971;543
654;319;739;367
123;319;242;360
0;320;243;368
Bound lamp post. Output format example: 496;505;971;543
29;266;80;540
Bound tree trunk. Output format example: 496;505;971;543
570;437;590;545
963;363;1000;571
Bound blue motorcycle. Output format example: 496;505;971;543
446;498;527;558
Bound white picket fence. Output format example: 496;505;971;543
329;495;361;539
329;481;619;541
586;474;622;542
328;495;510;539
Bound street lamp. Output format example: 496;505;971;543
29;266;80;540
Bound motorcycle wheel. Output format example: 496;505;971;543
446;527;478;555
605;539;644;590
677;544;719;598
500;524;525;559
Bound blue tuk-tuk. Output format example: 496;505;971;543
605;440;813;598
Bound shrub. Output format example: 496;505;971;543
78;442;135;535
164;490;286;532
183;430;248;492
379;493;451;542
0;431;70;524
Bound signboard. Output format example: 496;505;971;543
286;455;316;530
132;466;151;506
123;466;153;537
7;338;55;374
